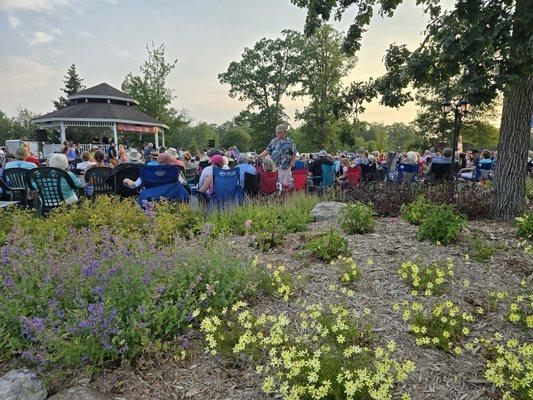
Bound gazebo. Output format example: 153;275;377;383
32;83;168;149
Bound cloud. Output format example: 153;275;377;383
0;0;77;12
0;56;57;92
110;45;133;59
8;14;20;28
78;30;90;37
26;30;54;45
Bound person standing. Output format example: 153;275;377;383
258;124;297;188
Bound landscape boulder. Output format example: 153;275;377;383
311;201;347;221
0;368;47;400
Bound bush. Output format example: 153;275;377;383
465;235;499;261
0;232;268;371
339;202;376;234
418;204;467;245
201;302;415;399
396;300;474;353
397;259;454;296
400;195;435;225
306;229;350;263
515;211;533;241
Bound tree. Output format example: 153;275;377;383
172;122;216;154
53;64;85;109
219;30;303;148
218;124;252;151
295;25;357;150
122;43;177;124
292;0;533;219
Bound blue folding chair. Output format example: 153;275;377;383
474;161;494;181
137;164;189;206
320;164;335;188
396;163;419;183
293;160;306;170
211;167;244;210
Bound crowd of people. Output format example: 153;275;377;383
2;122;531;208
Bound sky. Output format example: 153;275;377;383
0;0;431;125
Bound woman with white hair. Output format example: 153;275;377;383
48;153;84;205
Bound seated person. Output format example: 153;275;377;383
197;155;224;196
5;147;38;170
123;153;187;189
84;150;111;179
309;150;333;186
76;152;96;172
126;148;144;164
47;153;85;205
336;158;352;187
460;149;493;180
236;153;257;187
262;157;276;172
22;143;40;166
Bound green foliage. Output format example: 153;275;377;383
53;64;85;110
465;235;499;262
172;121;216;153
515;212;533;241
339;202;375;234
400;195;435;225
306;229;350;263
207;193;318;237
217;123;252;151
418;204;466;245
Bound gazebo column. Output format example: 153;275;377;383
162;129;166;148
60;122;66;144
112;122;118;145
155;128;159;149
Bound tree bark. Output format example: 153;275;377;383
490;76;533;220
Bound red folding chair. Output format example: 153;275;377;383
347;166;361;187
293;169;308;191
260;169;279;195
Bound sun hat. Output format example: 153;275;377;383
210;154;223;165
165;147;178;158
237;153;248;163
126;149;142;161
318;150;327;157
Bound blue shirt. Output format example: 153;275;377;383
5;160;37;170
237;163;257;187
266;137;296;169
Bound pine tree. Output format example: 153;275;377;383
53;64;85;109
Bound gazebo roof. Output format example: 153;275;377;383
32;102;168;128
32;83;168;129
68;83;139;104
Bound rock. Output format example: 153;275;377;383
0;368;47;400
49;386;113;400
311;202;347;221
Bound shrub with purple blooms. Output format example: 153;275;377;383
0;227;268;371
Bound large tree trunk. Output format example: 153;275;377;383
490;76;533;220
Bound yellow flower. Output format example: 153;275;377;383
453;346;462;356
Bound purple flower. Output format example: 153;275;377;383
156;284;165;294
92;286;104;297
137;306;145;315
3;276;14;289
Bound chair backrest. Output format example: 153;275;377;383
430;162;451;181
243;172;260;196
85;167;113;194
212;167;243;208
26;167;75;208
139;165;179;189
105;163;141;196
361;163;377;183
396;163;419;183
321;164;335;187
294;160;306;170
347;167;361;186
260;169;279;195
3;168;31;190
476;161;494;180
293;169;308;191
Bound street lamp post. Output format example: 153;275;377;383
441;98;470;182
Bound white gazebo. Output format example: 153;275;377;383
32;83;168;148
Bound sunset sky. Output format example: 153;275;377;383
0;0;430;125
